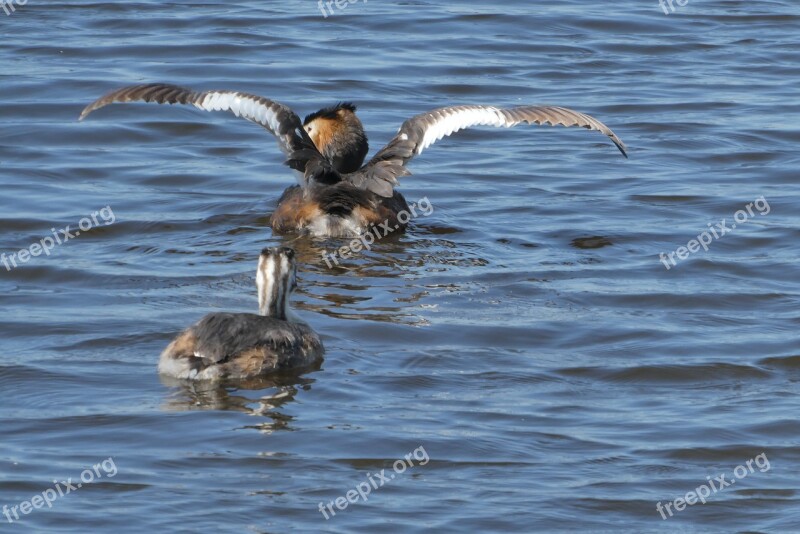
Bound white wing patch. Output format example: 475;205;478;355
196;91;281;132
418;107;506;154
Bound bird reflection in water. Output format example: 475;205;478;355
160;365;321;433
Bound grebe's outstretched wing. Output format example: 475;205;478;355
79;83;325;178
347;105;627;197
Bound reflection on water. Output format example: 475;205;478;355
160;366;321;424
280;233;478;325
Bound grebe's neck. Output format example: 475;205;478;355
257;255;291;320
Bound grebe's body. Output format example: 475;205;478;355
271;182;409;238
80;84;627;238
158;247;323;380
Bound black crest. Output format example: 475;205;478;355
303;102;358;125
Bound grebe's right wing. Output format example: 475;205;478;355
347;104;627;197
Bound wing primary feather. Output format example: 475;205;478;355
79;83;333;184
346;103;627;198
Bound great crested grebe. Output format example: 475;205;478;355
80;83;628;238
158;247;323;380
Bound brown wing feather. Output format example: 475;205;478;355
79;83;329;181
347;104;627;197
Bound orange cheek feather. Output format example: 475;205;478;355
310;119;337;152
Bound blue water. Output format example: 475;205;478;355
1;1;799;532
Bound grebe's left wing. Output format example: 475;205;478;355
346;105;627;197
79;83;327;182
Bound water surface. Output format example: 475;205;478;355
1;0;799;532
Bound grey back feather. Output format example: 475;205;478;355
190;312;317;365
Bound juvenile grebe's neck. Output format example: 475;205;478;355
256;247;298;321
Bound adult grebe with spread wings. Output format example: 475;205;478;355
81;83;627;238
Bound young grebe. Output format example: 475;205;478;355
80;83;628;237
158;247;323;380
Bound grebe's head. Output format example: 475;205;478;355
303;103;369;174
256;246;298;320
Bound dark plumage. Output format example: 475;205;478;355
303;102;369;175
174;313;321;378
303;102;358;124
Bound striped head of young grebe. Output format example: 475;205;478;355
256;246;298;321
